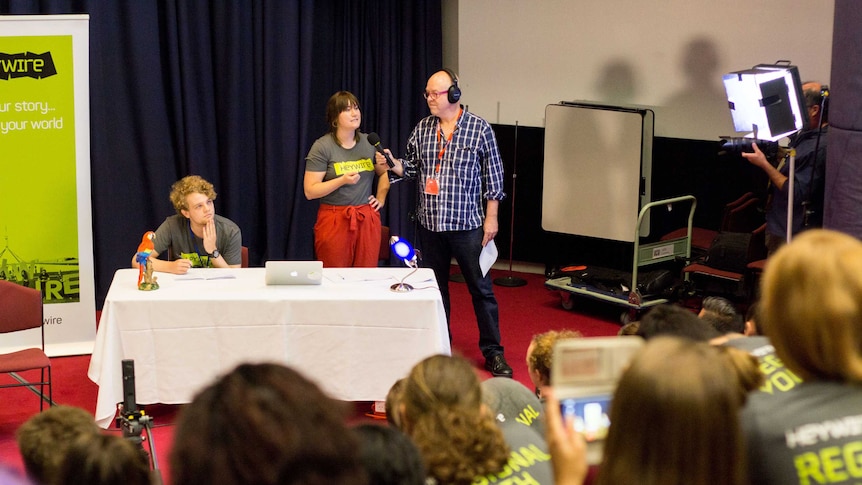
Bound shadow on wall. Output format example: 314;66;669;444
660;36;734;141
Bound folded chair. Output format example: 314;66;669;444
0;280;53;411
720;195;763;233
661;192;760;253
682;223;767;300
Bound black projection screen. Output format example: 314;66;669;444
454;0;833;141
542;103;653;243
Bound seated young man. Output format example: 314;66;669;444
131;175;242;273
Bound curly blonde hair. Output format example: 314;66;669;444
169;175;217;214
527;329;583;386
401;355;509;485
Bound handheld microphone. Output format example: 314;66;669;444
367;132;395;168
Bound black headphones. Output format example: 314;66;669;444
442;68;461;104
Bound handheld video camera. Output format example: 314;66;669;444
717;136;781;163
551;336;643;465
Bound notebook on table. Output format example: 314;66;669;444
264;261;324;285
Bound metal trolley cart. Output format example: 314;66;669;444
545;195;696;319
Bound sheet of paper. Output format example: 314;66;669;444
480;240;498;277
175;274;236;281
325;273;395;283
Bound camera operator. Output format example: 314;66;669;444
742;81;828;255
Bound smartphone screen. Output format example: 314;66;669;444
560;395;612;442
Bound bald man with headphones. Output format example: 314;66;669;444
382;69;512;377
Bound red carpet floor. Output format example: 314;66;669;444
0;267;621;482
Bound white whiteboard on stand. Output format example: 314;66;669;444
542;103;653;242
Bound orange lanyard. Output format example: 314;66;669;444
434;108;463;175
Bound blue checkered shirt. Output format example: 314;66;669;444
397;109;506;232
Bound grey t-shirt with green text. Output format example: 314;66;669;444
305;132;377;206
153;214;242;267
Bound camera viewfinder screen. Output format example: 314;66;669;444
560;395;612;442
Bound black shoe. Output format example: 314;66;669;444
485;354;513;378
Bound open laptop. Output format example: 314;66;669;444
264;260;324;285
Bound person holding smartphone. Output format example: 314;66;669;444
544;337;762;485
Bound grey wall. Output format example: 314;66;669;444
445;0;834;142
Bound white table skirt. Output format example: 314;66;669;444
88;267;450;428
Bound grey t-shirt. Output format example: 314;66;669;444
742;380;862;485
305;132;378;206
153;214;242;267
724;336;803;397
474;421;554;484
482;377;546;439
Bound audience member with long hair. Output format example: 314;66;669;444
398;354;512;485
743;229;862;485
545;336;763;485
384;377;405;429
170;362;366;485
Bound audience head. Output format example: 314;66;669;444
16;405;102;485
351;423;426;485
400;354;509;485
597;336;763;485
760;229;862;383
170;362;365;485
384;378;405;429
618;320;640;336
743;300;760;336
481;377;545;437
169;175;216;215
527;329;583;396
698;296;744;334
636;303;721;341
56;433;151;485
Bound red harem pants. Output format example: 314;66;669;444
314;203;382;267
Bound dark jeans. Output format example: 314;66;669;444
417;225;503;359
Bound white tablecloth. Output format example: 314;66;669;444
88;267;450;428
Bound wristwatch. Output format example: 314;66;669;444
210;249;220;259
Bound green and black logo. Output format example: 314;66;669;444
0;51;57;80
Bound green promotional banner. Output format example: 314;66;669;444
1;15;95;356
1;35;80;302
